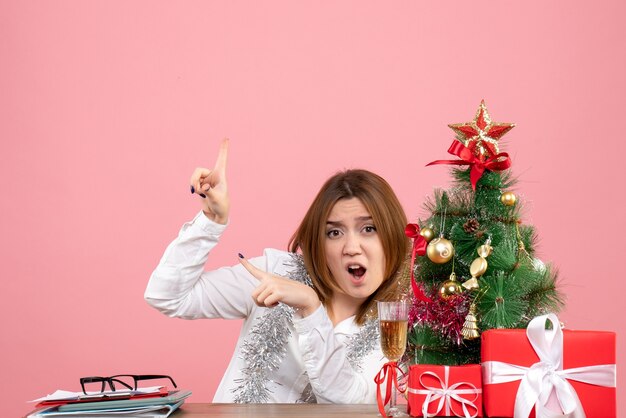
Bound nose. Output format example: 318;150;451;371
343;232;362;256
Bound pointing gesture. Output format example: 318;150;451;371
238;254;321;317
190;138;230;224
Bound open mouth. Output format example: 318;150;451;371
347;264;367;282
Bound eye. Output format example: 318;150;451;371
363;225;377;234
326;229;342;239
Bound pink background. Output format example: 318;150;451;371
2;1;624;417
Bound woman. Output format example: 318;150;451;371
144;139;408;403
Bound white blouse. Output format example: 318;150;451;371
144;212;385;403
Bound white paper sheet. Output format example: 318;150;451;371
29;386;163;403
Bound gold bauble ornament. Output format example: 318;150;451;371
426;237;454;264
420;227;435;243
500;191;517;206
439;272;462;299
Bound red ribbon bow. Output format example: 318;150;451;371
427;141;512;190
375;361;407;418
405;224;432;303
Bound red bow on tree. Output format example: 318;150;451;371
427;141;511;190
405;224;432;303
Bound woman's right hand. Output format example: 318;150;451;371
190;138;230;225
238;254;322;317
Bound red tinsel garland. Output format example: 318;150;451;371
408;287;471;346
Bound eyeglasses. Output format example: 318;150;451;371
79;374;177;395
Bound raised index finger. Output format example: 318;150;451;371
214;138;229;173
238;253;265;281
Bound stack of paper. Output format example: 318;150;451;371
28;388;192;418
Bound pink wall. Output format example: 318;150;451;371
2;2;624;417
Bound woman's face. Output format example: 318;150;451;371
324;197;386;306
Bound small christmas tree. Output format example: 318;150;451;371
406;101;564;365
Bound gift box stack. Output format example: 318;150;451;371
405;314;616;417
397;102;617;417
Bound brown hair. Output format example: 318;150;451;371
289;169;408;324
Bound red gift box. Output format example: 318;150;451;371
481;314;616;418
407;364;482;417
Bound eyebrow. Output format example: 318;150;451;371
326;216;373;226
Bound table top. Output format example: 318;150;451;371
25;402;393;417
173;403;386;417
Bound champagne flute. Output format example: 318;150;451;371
377;300;409;417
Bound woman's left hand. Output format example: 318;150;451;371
238;255;321;317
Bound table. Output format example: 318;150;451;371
173;403;386;417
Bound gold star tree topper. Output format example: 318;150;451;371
448;100;515;159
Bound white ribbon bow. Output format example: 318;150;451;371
482;313;616;418
408;365;481;418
